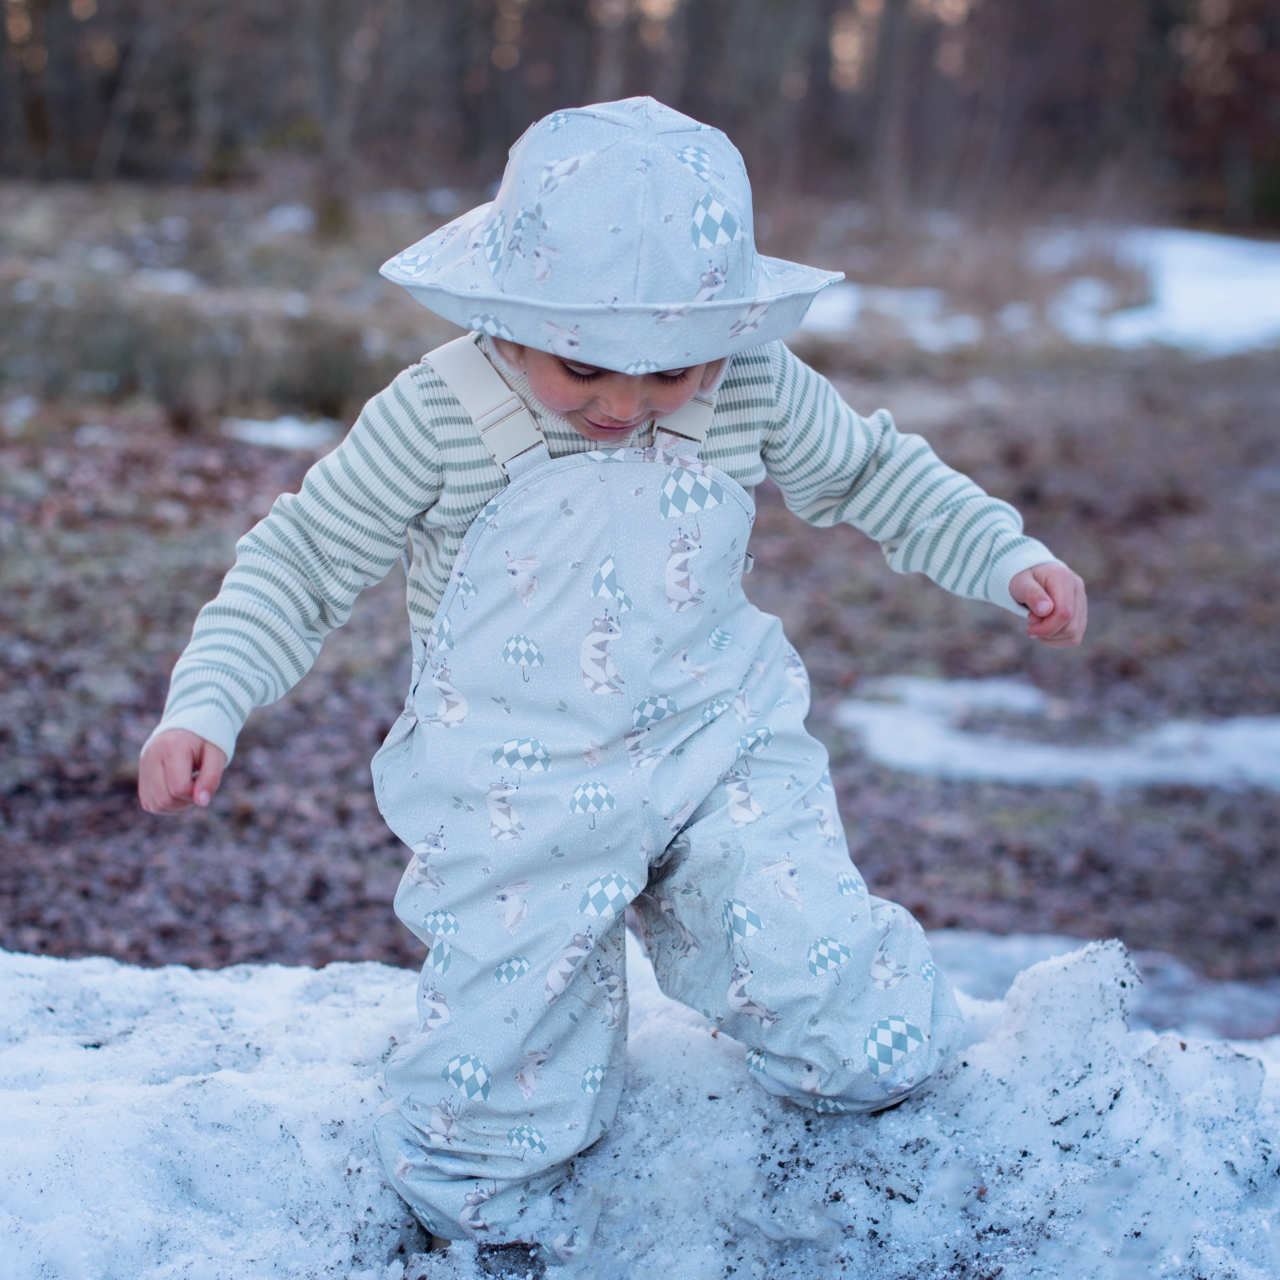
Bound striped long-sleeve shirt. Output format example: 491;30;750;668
150;338;1056;762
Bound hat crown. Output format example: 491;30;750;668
481;97;759;309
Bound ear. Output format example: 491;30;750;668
490;337;527;373
699;357;730;395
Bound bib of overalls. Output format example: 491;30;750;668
370;385;961;1247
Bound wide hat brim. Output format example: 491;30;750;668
381;202;843;373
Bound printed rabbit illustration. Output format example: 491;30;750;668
422;662;468;729
668;646;708;685
486;777;524;841
515;1046;551;1100
665;523;705;612
580;612;625;695
416;980;451;1037
425;1096;462;1148
592;960;624;1029
505;552;541;607
799;1062;823;1094
653;894;700;958
545;929;595;1004
733;688;758;724
541;318;579;356
408;827;446;891
495;882;531;935
727;959;779;1028
724;763;763;827
392;1138;426;1179
763;851;803;908
458;1184;494;1237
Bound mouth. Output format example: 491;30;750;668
582;416;645;433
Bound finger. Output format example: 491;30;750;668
161;746;197;810
193;745;226;807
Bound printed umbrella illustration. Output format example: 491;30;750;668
508;1124;547;1160
501;634;545;681
456;573;478;609
837;870;866;897
708;626;734;651
569;779;616;830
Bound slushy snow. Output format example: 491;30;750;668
4;931;1279;1279
836;676;1280;792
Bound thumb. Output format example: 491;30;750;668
193;743;227;807
1016;579;1055;617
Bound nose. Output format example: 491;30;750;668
592;376;647;424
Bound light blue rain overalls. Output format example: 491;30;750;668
371;336;963;1249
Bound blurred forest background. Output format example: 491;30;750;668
2;0;1279;225
2;0;1279;992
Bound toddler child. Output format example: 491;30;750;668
139;98;1086;1258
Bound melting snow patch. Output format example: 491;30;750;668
222;415;342;450
800;283;984;351
836;676;1280;792
4;937;1280;1278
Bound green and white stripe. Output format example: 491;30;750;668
150;338;1054;761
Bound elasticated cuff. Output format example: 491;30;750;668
985;542;1063;616
140;705;243;766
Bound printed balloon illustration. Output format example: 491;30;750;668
422;910;459;939
837;870;865;897
659;468;725;518
865;1016;925;1079
632;694;678;729
442;1052;491;1101
581;1064;606;1094
737;727;773;757
494;956;531;984
491;737;552;771
501;635;545;681
701;698;731;725
721;898;762;942
591;554;633;613
507;1124;547;1158
807;936;853;980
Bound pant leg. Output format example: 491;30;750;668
632;646;963;1113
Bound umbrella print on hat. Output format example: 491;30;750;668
569;779;616;830
501;634;545;681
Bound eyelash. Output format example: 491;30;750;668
562;365;690;384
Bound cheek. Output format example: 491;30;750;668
522;367;587;415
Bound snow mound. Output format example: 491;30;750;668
836;676;1280;792
3;939;1278;1279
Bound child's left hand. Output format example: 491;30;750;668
1009;562;1088;647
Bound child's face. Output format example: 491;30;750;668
494;340;722;443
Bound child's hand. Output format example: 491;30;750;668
138;729;227;814
1009;563;1088;648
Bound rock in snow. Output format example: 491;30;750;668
2;937;1278;1279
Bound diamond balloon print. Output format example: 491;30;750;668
920;959;936;982
430;613;455;651
581;1064;606;1093
690;193;743;249
701;698;731;725
745;1047;767;1074
721;898;762;941
632;694;678;730
494;956;531;984
811;1098;850;1114
482;214;506;274
737;727;773;756
837;871;865;897
501;635;545;680
579;872;640;919
865;1016;925;1079
507;1124;547;1156
442;1052;491;1100
491;737;551;771
569;780;616;829
422;910;459;938
807;936;852;977
469;313;516;341
455;572;478;603
707;627;733;650
659;468;725;518
674;144;712;180
591;555;633;613
427;939;452;975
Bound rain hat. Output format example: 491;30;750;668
380;97;843;373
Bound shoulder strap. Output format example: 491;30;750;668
654;393;715;444
423;335;546;474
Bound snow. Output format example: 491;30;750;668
836;676;1280;792
800;226;1280;356
5;931;1280;1278
1052;228;1280;355
221;416;343;450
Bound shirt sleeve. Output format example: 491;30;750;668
760;341;1058;615
144;366;446;763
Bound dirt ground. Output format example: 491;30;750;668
3;338;1279;981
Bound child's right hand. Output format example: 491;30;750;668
138;729;227;814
